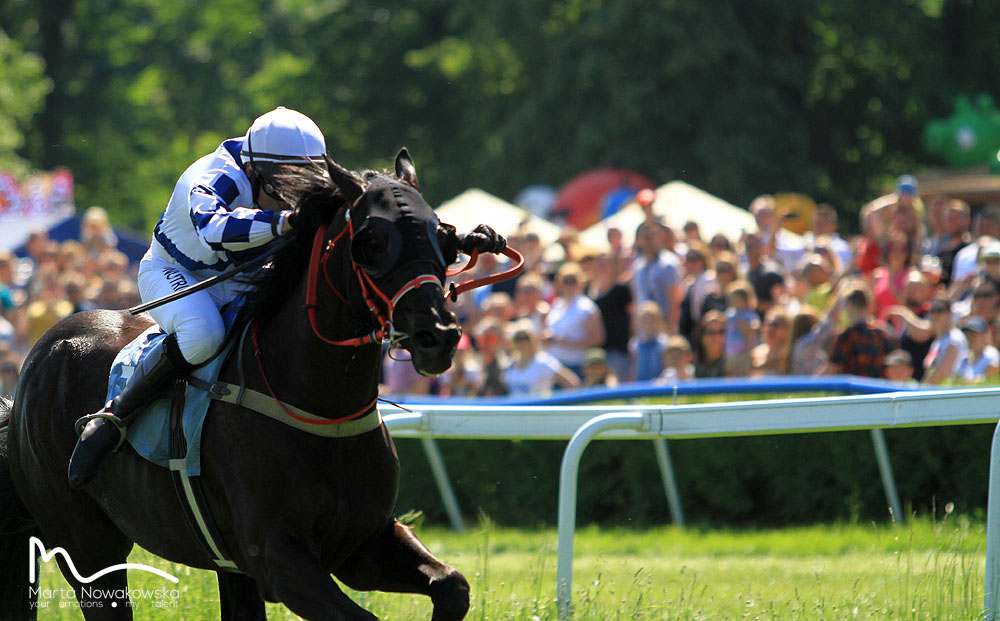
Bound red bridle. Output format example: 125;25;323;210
251;207;523;425
303;210;524;348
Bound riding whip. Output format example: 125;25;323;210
128;237;296;315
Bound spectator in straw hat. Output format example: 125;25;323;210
543;262;605;377
582;347;619;388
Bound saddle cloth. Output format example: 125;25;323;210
108;326;230;476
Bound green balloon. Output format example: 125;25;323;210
923;93;1000;168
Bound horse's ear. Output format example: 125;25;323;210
394;148;420;191
325;153;364;204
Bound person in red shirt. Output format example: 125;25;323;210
871;230;913;320
825;285;898;378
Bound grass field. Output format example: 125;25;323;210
35;515;985;619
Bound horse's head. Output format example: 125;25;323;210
323;149;462;376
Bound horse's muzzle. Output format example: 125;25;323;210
393;285;461;376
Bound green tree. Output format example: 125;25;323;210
4;0;1000;232
0;27;51;177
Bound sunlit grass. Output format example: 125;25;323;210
35;515;986;619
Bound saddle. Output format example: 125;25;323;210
108;326;225;476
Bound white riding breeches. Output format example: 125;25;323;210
137;248;252;365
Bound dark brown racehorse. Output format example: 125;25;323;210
0;150;488;620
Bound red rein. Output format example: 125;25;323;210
253;219;524;426
446;247;524;301
303;219;524;347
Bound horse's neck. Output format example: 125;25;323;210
253;280;382;419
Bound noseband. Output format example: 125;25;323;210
250;185;524;426
304;208;524;349
305;208;441;348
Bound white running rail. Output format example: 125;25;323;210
385;387;1000;620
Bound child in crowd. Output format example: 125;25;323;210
883;349;917;385
629;300;670;381
582;348;619;388
438;334;480;397
723;280;759;376
472;317;510;396
505;320;581;396
658;335;695;382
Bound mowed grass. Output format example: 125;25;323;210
35;515;985;619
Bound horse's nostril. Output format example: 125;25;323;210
414;331;438;349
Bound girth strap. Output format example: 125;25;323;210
190;378;382;438
167;379;240;573
187;320;382;437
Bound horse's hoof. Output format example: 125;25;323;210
430;570;470;621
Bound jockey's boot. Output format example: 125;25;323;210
68;333;191;488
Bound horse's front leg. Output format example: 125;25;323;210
217;572;265;621
336;519;470;621
256;530;376;621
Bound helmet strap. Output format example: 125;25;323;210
246;130;280;200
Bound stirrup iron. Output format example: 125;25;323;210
74;412;129;450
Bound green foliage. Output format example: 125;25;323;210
3;0;1000;230
0;27;51;176
394;424;994;528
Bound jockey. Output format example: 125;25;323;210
68;106;326;488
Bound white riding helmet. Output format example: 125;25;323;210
241;106;326;165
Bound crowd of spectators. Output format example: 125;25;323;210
388;174;1000;396
3;175;1000;400
0;206;138;396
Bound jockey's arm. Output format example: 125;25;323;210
188;182;287;253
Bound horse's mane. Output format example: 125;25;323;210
238;164;346;322
237;165;389;323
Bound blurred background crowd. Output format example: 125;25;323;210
397;174;1000;397
0;206;139;396
7;174;996;399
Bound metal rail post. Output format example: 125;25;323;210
557;413;649;620
420;436;466;533
384;412;466;532
869;428;904;523
652;439;685;526
985;420;1000;620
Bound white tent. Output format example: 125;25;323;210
435;188;563;247
579;180;800;250
0;208;75;252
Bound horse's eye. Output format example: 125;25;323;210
367;236;384;252
359;229;388;265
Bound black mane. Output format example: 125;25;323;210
237;164;350;322
237;166;396;323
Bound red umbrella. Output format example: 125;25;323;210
554;168;655;229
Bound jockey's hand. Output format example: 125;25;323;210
460;224;506;254
279;209;297;235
